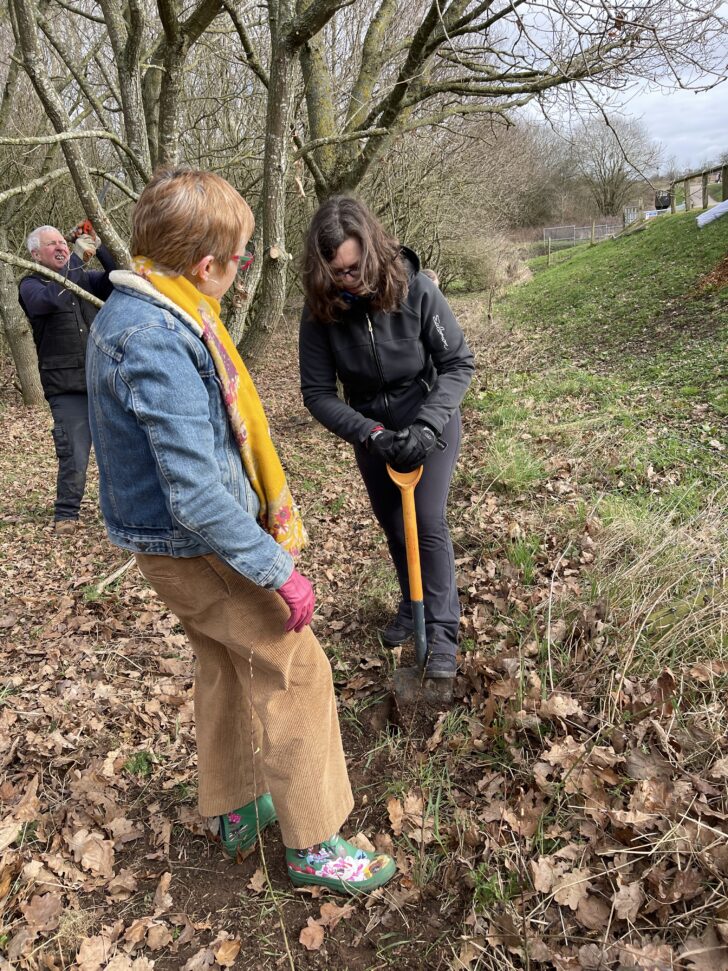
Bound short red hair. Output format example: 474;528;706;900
131;168;254;274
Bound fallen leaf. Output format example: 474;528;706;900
614;881;644;922
247;868;266;894
75;934;115;971
214;938;241;967
541;693;585;719
387;796;404;836
20;892;63;932
107;868;138;900
576;893;612;931
681;927;728;971
349;832;375;854
153;871;173;915
618;941;676;970
452;939;484;969
709;757;728;781
318;901;355;928
0;818;23;853
578;943;611;970
182;945;216;970
299;917;324;951
531;856;567;894
147;923;173;950
552;868;592;910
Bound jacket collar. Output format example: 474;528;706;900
109;269;202;335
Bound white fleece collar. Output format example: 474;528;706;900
109;269;204;337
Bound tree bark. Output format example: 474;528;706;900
240;5;296;360
97;0;152;190
0;230;44;407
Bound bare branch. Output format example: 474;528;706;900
286;0;355;48
49;0;106;24
9;0;132;265
0;250;104;308
0;129;151;182
0;166;72;206
292;126;389;161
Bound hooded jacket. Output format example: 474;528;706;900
299;247;474;444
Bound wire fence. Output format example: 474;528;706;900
544;221;620;246
523;221;620;258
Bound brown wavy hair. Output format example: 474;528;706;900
302;195;409;324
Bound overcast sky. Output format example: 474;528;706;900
616;82;727;173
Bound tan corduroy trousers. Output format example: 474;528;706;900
135;552;354;849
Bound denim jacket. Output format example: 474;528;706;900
86;270;293;589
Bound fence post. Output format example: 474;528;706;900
722;165;728;203
702;172;709;209
572;225;576;247
547;236;551;267
684;178;692;211
670;183;676;214
590;220;596;245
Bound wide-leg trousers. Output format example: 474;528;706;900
135;552;354;849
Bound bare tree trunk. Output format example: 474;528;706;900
240;4;296;360
228;221;263;347
0;231;44;407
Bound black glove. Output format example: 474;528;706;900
390;421;439;472
366;426;401;463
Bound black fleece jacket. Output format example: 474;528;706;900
299;248;474;445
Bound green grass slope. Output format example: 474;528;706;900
501;211;728;418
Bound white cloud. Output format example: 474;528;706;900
616;83;727;170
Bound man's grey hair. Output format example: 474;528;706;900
27;226;60;255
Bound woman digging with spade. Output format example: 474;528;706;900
85;169;396;894
299;196;474;682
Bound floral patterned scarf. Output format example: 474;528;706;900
133;257;307;556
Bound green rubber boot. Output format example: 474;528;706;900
286;833;396;894
218;793;277;858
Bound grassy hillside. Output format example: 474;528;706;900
505;212;728;418
470;207;727;680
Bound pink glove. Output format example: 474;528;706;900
277;569;315;633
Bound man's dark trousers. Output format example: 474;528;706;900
47;392;92;521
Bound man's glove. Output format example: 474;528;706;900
366;425;401;463
277;569;315;633
390;421;439;472
73;234;99;264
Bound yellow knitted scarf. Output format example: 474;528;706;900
133;257;306;556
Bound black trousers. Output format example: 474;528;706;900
354;412;461;654
47;392;92;521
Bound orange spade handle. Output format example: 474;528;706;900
386;465;423;600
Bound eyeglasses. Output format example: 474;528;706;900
231;250;254;272
333;264;359;280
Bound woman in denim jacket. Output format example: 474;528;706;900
86;169;395;894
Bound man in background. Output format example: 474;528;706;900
18;224;116;535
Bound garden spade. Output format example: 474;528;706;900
386;464;427;670
386;464;454;706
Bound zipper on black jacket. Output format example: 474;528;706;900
367;315;394;428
